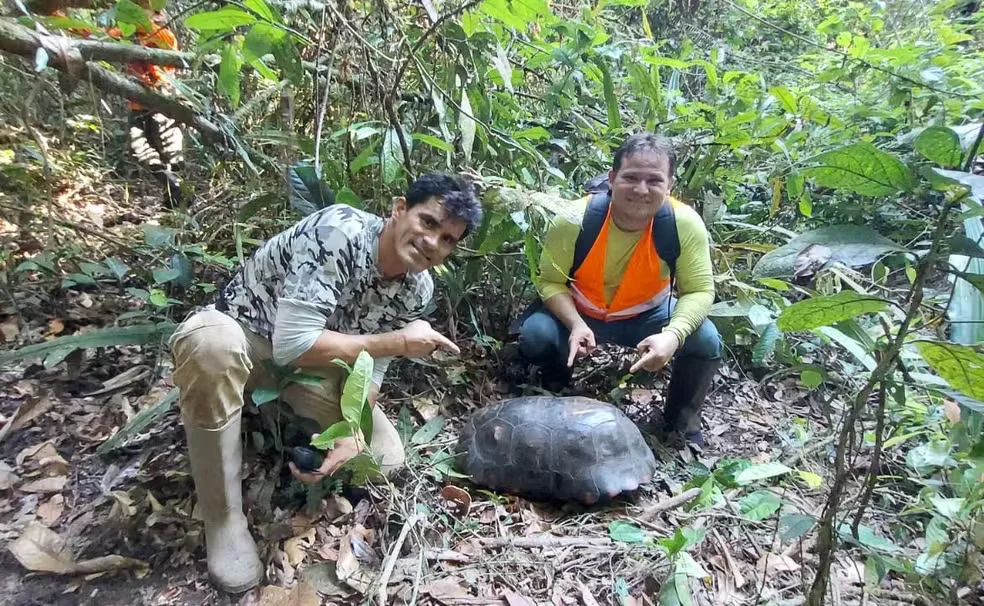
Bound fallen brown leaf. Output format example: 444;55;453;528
323;495;352;520
794;243;832;279
422;577;471;600
579;581;601;606
504;590;536;606
440;485;472;517
756;552;800;577
413;397;440;421
0;396;53;445
37;494;64;526
284;527;316;567
335;526;374;593
8;522;147;575
0;460;19;490
0;316;19;342
20;476;67;494
47;318;65;337
254;583;320;606
33;443;70;475
300;561;352;598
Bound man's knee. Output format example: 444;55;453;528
169;310;252;428
518;311;564;361
371;407;405;477
680;318;723;360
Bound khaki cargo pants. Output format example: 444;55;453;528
168;309;405;475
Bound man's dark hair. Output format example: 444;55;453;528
406;172;483;236
612;132;676;175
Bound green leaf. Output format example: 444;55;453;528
801;142;913;196
777;292;890;332
906;438;955;475
914;341;984;401
801;369;823;389
797;470;823;488
243;0;276;21
115;0;153;31
914;126;963;168
150;0;166;10
458;84;476;161
837;523;901;553
380;128;406;185
340;351;373;426
608;520;646;543
96;388;178;454
251;388;280;405
674;552;708;579
152;267;181;284
931;495;964;520
779;514;816;541
397;404;413;445
336;186;363;209
951;235;984;259
752;225;905;279
219;42;243;108
184;7;256;30
657;527;706;558
751;323;780;365
769;86;798;113
287;163;335;216
149;289;168;307
243;23;284;63
411;415;445;445
0;322;175;367
103;257;130;280
597;59;621;131
658;571;693;606
735;462;792;485
311;421;353;450
412;133;454;153
492;45;513;92
739;490;782;521
513;127;552;142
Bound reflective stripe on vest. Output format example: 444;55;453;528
570;201;672;322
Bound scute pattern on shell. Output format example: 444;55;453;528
455;396;658;504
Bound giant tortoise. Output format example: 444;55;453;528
455;396;657;504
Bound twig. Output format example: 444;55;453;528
805;193;963;606
782;434;837;468
376;513;420;605
964;121;984;173
639;487;702;521
478;535;613;549
851;376;888;536
422;548;471;563
0;202;136;252
711;528;746;589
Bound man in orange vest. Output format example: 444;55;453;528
518;132;722;447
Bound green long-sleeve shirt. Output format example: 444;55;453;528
535;195;715;343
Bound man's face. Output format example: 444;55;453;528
608;151;673;231
389;197;467;273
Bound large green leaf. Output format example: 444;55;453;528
777;292;890;332
801;142;913;196
779;514;816;541
0;322;176;366
608;521;646;543
243;0;276;22
340;351;373;426
914;126;963;167
219;43;243;107
735;462;792;485
287;163;335;216
597;59;621;131
752;323;780;365
243;23;285;63
752;225;906;278
184;7;256;30
739;490;782;521
115;0;153;31
411;415;445;445
914;341;984;401
380;128;406;185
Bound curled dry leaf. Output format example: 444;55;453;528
944;400;961;424
504;590;536;606
323;495;353;520
9;522;147;575
254;582;320;606
20;476;68;494
756;552;801;577
413;396;440;421
36;494;65;527
0;396;53;445
440;485;472;517
284;527;317;568
421;577;471;601
300;561;352;598
0;316;18;342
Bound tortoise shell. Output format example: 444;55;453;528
455;396;657;504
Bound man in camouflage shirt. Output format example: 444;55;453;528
168;173;482;594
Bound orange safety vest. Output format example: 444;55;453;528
568;192;680;322
106;11;179;110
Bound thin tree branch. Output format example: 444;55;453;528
964;121;984;173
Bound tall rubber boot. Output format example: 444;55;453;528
661;356;722;447
184;410;263;593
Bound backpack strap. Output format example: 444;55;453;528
571;191;611;277
652;199;680;291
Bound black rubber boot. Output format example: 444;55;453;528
660;355;722;447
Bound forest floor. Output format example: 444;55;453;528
0;130;938;606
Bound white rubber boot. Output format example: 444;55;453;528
184;410;263;593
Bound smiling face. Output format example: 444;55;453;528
608;150;673;232
386;196;468;274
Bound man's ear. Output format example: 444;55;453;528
608;168;616;187
391;196;408;217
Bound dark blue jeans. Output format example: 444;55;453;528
518;298;722;374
